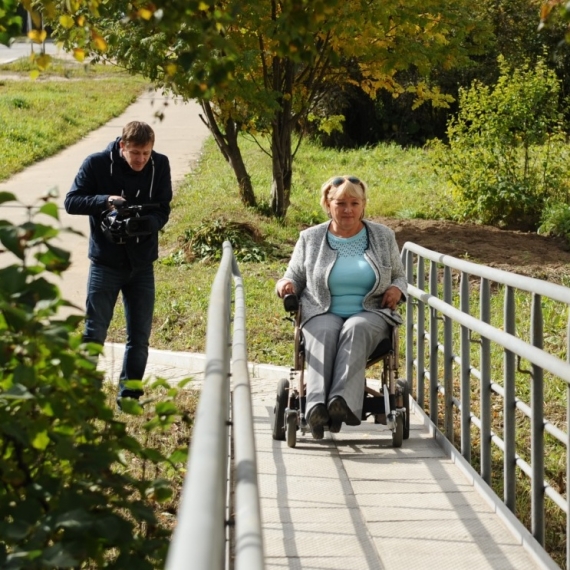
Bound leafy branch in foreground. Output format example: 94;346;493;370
0;191;192;569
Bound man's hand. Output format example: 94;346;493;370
108;196;125;209
380;286;402;310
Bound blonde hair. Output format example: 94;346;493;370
320;175;368;213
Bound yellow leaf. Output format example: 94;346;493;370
166;63;177;76
77;15;85;26
43;1;56;19
73;48;86;62
59;14;75;29
29;69;40;80
138;8;153;20
28;29;47;44
198;1;209;10
93;36;107;51
36;53;51;70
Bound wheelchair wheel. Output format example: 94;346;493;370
272;378;289;441
286;410;297;448
396;378;410;440
392;414;404;448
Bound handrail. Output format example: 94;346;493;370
401;241;570;569
165;241;264;570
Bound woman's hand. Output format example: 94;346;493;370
276;279;295;298
380;286;402;310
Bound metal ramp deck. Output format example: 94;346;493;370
253;396;546;570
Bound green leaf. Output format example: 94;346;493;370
168;448;189;464
155;401;177;416
0;191;16;205
40;543;79;568
120;398;144;415
0;225;25;260
38;202;59;220
31;430;50;450
3;383;35;400
0;265;27;295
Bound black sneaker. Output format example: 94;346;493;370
328;396;360;430
307;403;329;440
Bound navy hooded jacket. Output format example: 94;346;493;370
64;138;172;270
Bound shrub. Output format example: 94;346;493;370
0;192;190;569
164;216;272;264
429;56;570;230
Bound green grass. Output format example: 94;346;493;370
0;59;148;181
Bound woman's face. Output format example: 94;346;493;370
327;192;365;236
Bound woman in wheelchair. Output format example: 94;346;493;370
276;175;407;440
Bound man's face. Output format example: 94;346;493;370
120;141;153;172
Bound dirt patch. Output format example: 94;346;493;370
374;217;570;283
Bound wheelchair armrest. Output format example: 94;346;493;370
283;293;300;313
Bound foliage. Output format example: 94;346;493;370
428;56;570;229
0;191;192;568
15;0;493;218
538;202;570;243
164;216;272;264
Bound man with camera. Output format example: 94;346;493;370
64;121;172;407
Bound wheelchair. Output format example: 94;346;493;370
272;294;410;448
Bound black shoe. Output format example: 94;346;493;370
307;404;329;440
328;396;360;430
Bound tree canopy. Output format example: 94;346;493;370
5;0;492;216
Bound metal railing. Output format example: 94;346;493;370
402;241;570;569
165;241;264;570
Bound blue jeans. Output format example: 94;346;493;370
83;261;155;397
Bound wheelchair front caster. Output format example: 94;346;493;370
392;413;404;448
286;410;297;448
272;378;289;441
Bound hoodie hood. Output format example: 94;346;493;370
104;137;156;200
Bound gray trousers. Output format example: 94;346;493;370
302;311;390;421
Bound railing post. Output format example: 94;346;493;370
405;249;415;397
480;278;491;484
443;266;453;442
417;256;426;407
530;293;545;546
504;285;516;512
460;271;471;462
429;260;439;423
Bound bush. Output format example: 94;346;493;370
0;192;191;569
429;56;570;230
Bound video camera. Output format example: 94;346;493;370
101;198;159;244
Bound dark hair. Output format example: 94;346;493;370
121;121;155;146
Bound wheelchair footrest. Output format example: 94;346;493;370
362;393;395;416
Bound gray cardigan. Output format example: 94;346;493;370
282;220;407;327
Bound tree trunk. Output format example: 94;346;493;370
199;101;256;208
270;58;295;218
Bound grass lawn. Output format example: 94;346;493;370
0;58;148;180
